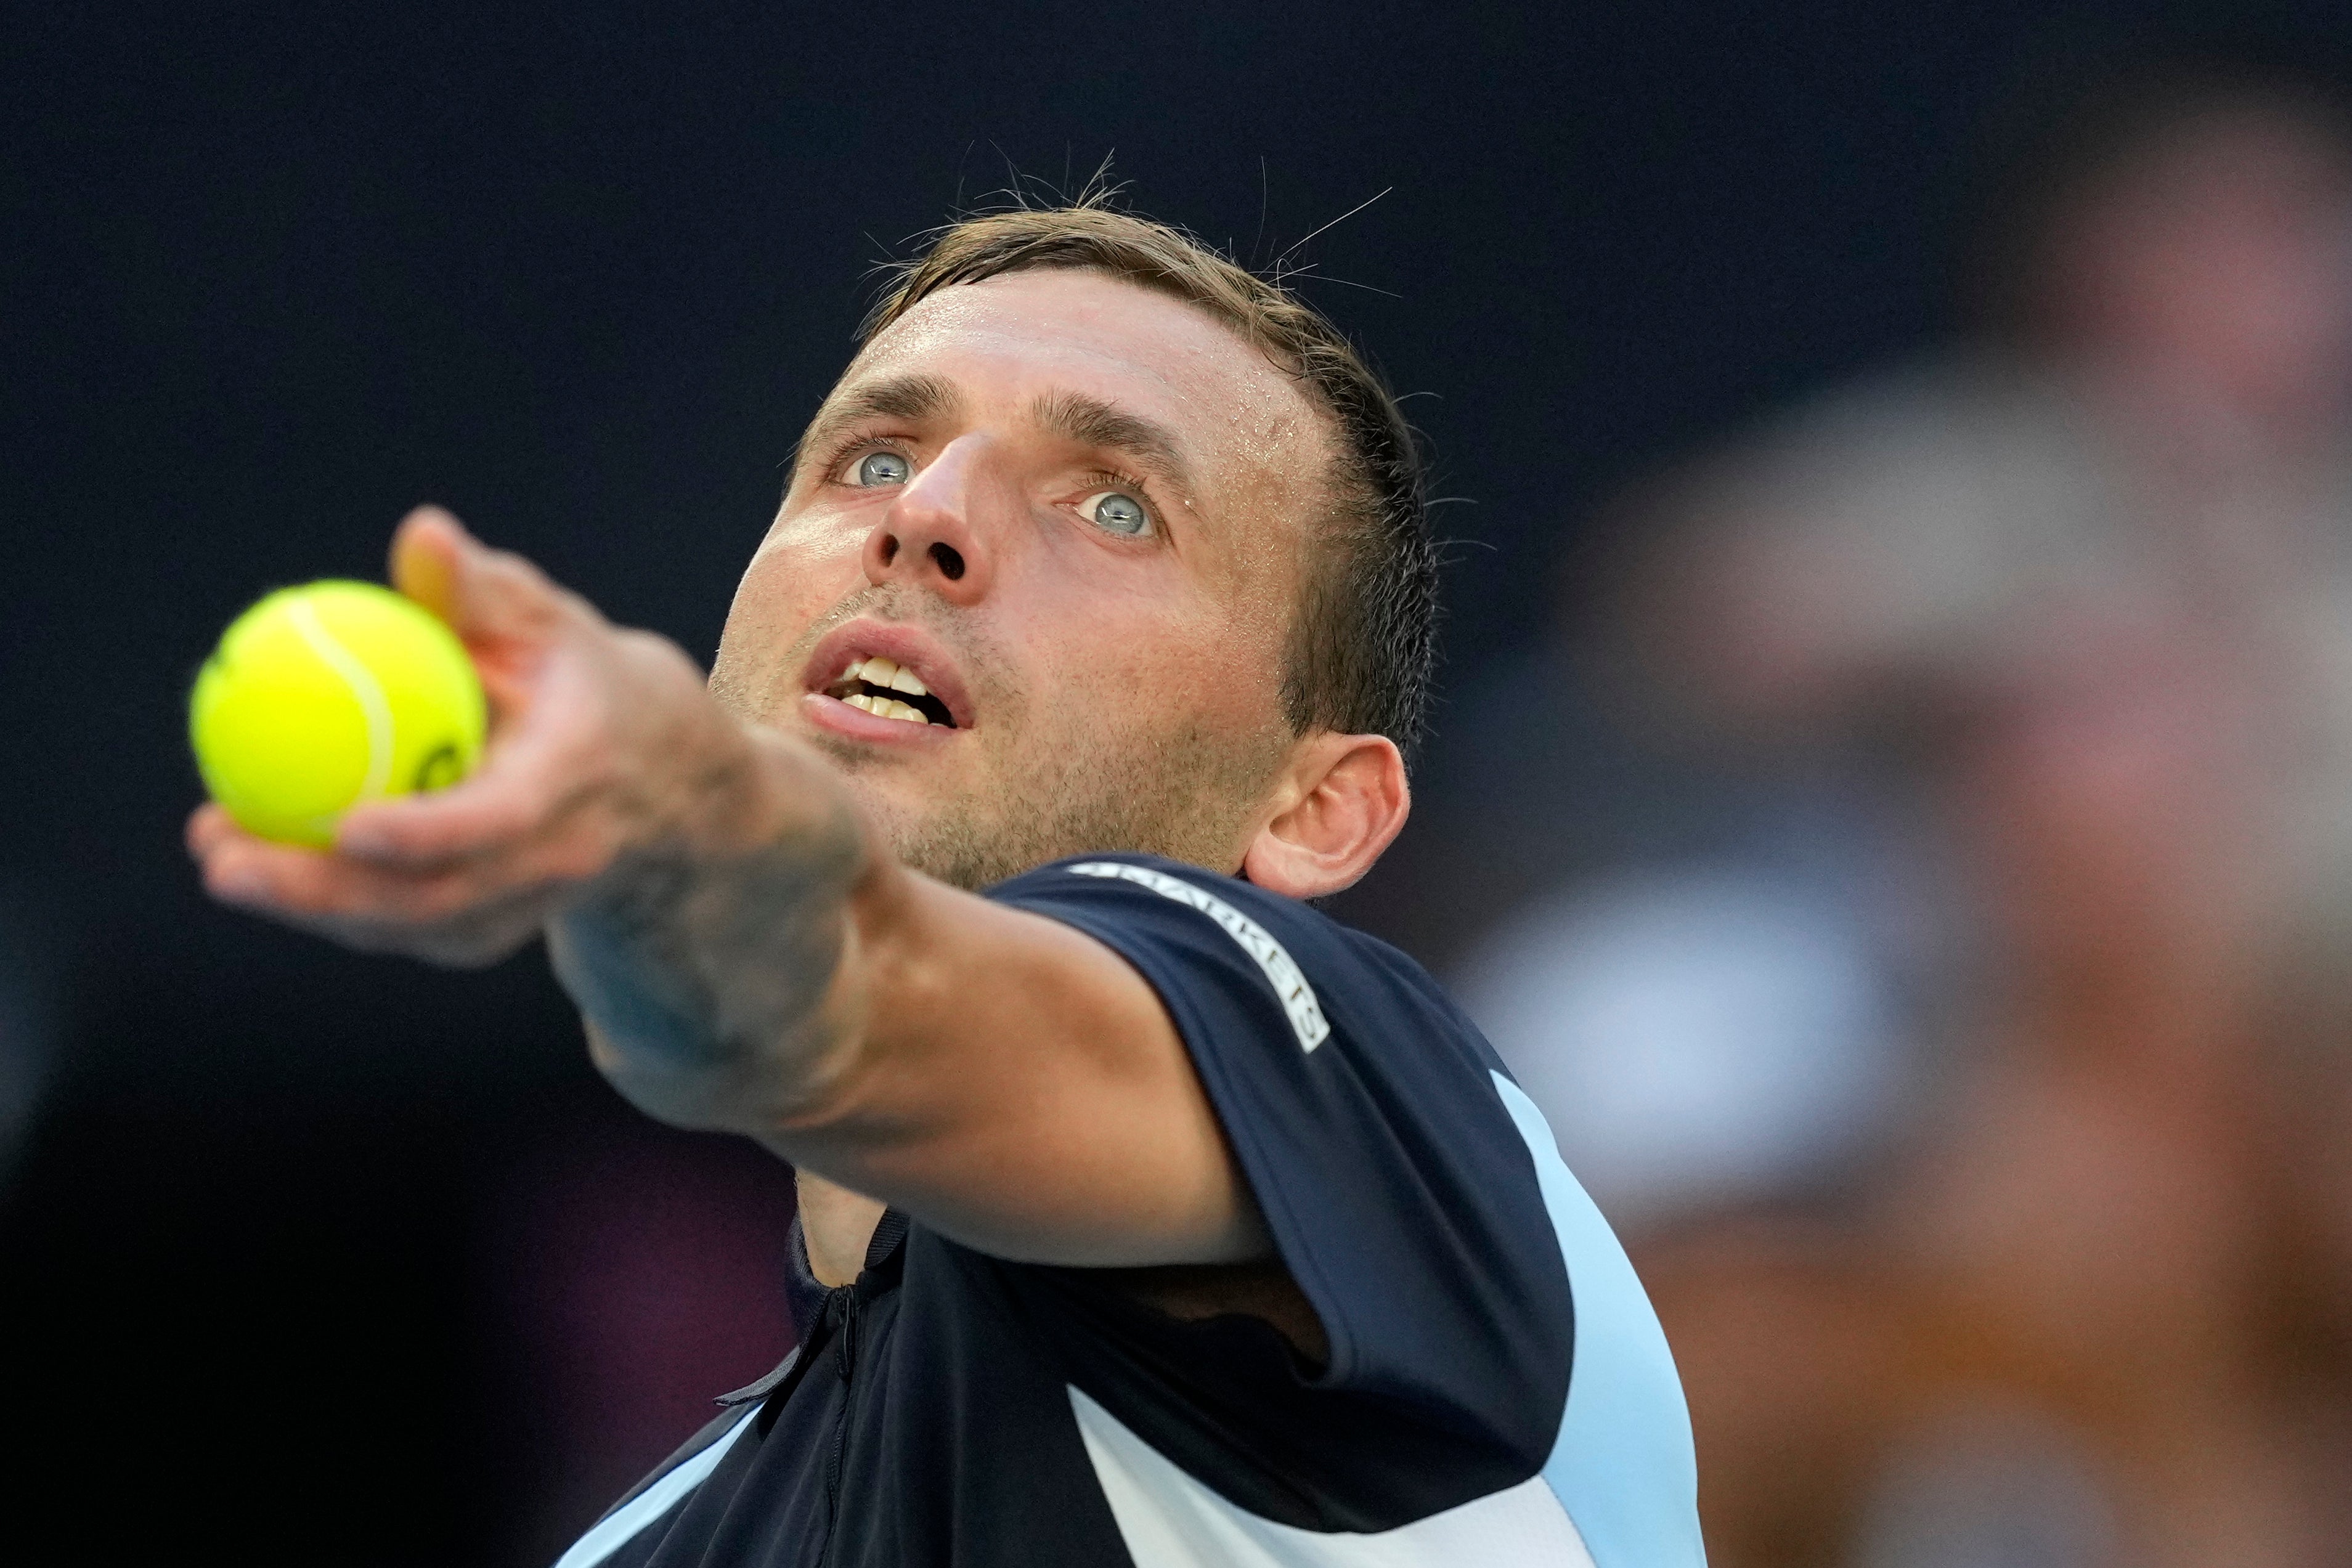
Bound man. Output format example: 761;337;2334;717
190;202;1702;1568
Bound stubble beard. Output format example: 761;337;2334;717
726;585;1288;892
877;709;1286;890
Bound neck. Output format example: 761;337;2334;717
796;1168;889;1287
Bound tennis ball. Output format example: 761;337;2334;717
190;580;487;847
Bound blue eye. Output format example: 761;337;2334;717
853;450;910;487
1086;491;1150;537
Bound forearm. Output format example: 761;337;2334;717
545;724;886;1133
551;749;1257;1264
554;779;1257;1264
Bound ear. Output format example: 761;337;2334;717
1240;733;1410;899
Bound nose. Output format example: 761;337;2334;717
861;435;995;604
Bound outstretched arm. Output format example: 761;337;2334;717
189;508;1262;1267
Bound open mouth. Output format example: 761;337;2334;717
823;654;957;728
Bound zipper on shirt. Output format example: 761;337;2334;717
814;1209;906;1566
818;1280;866;1562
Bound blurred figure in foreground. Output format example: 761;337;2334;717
1461;51;2352;1566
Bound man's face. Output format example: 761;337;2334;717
709;269;1332;888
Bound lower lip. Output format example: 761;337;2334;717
802;691;957;744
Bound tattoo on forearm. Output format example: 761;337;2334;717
546;792;868;1126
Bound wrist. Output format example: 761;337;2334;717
548;718;881;1128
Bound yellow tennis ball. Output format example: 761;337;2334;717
189;580;487;847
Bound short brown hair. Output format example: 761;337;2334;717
860;201;1439;757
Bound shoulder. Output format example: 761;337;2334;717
986;852;1490;1065
989;852;1559;1376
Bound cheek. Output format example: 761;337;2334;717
711;514;869;710
1027;580;1282;741
730;517;861;629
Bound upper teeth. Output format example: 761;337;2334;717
845;655;929;697
840;655;932;724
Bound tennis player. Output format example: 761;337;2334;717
189;203;1704;1568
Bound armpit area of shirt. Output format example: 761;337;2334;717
1080;1253;1331;1368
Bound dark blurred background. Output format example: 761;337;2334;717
12;4;2352;1565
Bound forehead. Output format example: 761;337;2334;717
845;269;1327;494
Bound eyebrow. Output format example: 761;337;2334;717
1027;390;1194;498
794;372;962;472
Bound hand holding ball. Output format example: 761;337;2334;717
190;581;487;847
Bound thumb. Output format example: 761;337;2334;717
389;505;575;646
389;505;474;626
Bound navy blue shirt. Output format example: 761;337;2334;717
553;855;1703;1568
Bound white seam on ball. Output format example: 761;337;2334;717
287;597;394;804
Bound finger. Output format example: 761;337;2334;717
332;784;545;871
187;801;241;859
194;778;604;970
391;505;593;649
192;697;582;883
335;650;607;868
389;506;466;625
200;818;543;928
357;896;556;969
195;823;334;909
235;867;554;969
306;880;557;965
392;508;607;757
